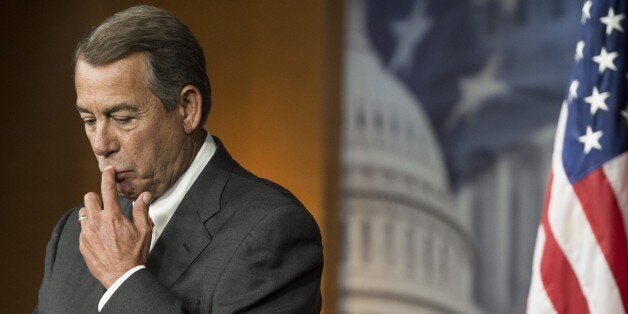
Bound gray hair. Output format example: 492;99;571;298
75;5;212;123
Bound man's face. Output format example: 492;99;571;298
75;53;187;199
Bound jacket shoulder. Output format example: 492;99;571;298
223;164;305;210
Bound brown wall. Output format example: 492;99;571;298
0;1;341;312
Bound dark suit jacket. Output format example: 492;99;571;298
35;138;323;313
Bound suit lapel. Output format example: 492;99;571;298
145;197;211;288
146;138;235;288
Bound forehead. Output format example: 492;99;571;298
75;53;151;107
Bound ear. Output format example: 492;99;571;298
178;85;203;134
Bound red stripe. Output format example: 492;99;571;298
573;168;628;311
540;172;590;314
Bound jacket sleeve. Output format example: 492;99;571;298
212;204;324;313
99;268;186;313
34;209;75;313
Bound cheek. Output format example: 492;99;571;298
122;135;158;169
85;133;96;150
119;117;180;172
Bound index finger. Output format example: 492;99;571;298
101;166;121;212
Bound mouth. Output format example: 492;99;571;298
114;170;132;182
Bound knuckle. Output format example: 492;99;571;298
84;193;100;208
100;211;114;221
138;224;150;234
80;231;89;243
102;182;115;192
87;218;99;231
79;234;87;251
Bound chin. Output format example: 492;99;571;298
116;182;139;200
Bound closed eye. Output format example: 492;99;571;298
82;118;96;126
113;116;133;124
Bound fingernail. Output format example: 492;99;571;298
142;192;152;204
103;165;114;172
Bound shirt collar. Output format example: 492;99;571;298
148;133;217;235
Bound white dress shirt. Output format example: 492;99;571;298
98;134;217;311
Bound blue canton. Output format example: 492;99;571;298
563;0;628;183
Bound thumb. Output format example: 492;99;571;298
133;192;153;230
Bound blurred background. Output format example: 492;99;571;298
0;0;581;313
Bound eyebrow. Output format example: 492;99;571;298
76;103;139;115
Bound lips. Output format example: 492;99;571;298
114;170;132;181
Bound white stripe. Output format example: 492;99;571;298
550;102;569;165
547;105;625;313
526;227;557;314
547;167;624;313
603;152;628;242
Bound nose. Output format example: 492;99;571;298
89;122;119;157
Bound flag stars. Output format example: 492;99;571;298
600;7;625;35
388;0;432;74
622;108;628;124
578;126;604;154
575;41;585;61
568;80;579;102
581;0;592;24
592;47;618;73
584;87;610;115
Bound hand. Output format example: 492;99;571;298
78;166;153;288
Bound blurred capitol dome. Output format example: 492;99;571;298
340;0;479;312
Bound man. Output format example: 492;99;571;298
35;5;323;313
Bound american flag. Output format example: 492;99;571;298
365;1;578;188
527;0;628;312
